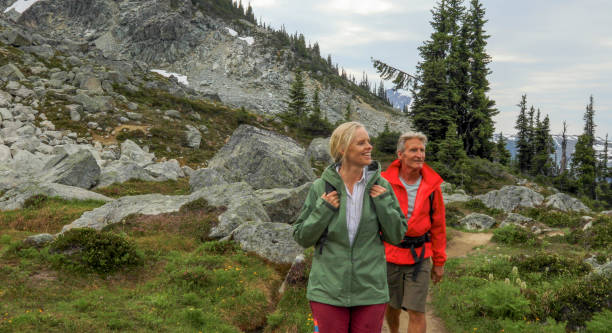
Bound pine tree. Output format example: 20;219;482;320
287;70;307;121
245;2;255;23
598;133;608;182
532;114;555;176
344;103;352;121
495;132;511;166
515;94;531;173
303;86;333;136
571;96;597;199
375;123;401;154
560;120;568;173
438;123;467;168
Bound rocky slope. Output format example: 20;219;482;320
5;0;411;135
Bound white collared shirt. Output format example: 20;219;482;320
337;165;368;246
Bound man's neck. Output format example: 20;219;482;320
399;167;421;185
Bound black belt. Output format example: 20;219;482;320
398;232;431;282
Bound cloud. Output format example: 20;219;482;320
315;20;418;50
249;0;278;8
490;52;540;64
313;0;431;15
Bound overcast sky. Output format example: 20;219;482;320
249;0;611;138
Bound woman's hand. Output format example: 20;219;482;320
321;191;339;208
369;184;387;198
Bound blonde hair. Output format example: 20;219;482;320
397;131;428;153
329;121;366;164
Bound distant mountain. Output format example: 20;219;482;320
499;134;610;168
385;89;411;111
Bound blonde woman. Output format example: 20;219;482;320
293;122;406;332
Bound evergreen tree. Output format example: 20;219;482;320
375;123;401;154
245;2;255;23
560;120;568;173
344;103;352;121
600;133;609;181
532;114;555;176
287;70;307;121
437;123;467;167
571;96;597;199
515;94;531;173
495;132;511;166
303;86;333;136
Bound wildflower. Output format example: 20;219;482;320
520;281;527;289
511;266;518;276
515;278;522;285
504;278;510;285
488;273;494;281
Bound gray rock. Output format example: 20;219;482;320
80;77;104;94
60;193;192;233
460;213;496;230
0;91;13;107
475;186;544;212
443;192;472;205
230;221;303;264
164;109;181;119
126;112;143;120
601;210;612;216
189;168;228;192
119;139;154;167
1;29;32;46
41;150;101;189
10;149;45;175
208;125;315;189
96;160;155;188
70;93;113;113
0;107;13;121
0;181;112;211
306;137;333;165
23;233;55;247
545;193;591;213
20;44;54;59
595;261;612;277
127;102;138;110
181;165;195;177
0;145;12;162
0;63;26;82
184;125;201;148
144;159;184;181
254;182;312;223
500;213;533;228
70;109;81;121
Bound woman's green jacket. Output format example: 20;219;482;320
293;162;407;307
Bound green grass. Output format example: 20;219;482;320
94;178;191;198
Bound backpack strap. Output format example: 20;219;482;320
315;181;336;255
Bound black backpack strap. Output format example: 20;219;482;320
403;191;436;281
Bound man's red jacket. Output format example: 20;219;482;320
381;160;447;266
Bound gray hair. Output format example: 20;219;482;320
397;131;428;153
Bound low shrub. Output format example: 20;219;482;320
444;205;465;227
50;228;143;273
510;253;591;277
519;207;582;228
497;318;566;333
471;281;530;320
566;215;612;250
586;309;612;333
493;225;537;245
464;199;505;217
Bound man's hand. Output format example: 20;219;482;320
321;191;339;208
431;265;444;284
369;184;387;198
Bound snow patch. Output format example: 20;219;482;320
225;27;238;37
150;69;189;85
238;36;255;46
4;0;42;13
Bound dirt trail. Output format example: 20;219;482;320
382;230;493;333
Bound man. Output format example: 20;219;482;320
381;131;447;333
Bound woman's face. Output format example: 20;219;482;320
343;127;372;167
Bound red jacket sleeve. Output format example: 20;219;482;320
430;187;447;266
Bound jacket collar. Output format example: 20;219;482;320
382;159;443;190
322;161;381;190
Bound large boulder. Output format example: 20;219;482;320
96;160;155;188
60;193;192;232
230;221;303;264
544;193;591;213
189;168;228;192
40;150;100;189
460;213;496;231
254;182;312;223
184;125;201;148
144;159;184;181
500;213;533;228
0;145;11;162
0;29;32;47
119;139;155;167
475;186;544;212
0;182;112;211
70;93;113;113
306;137;333;165
208;125;315;189
191;182;271;238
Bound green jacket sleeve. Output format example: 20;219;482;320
292;182;338;248
371;178;407;245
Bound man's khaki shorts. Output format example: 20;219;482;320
386;259;432;313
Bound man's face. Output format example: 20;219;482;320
398;138;425;172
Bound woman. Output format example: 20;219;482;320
293;121;407;333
